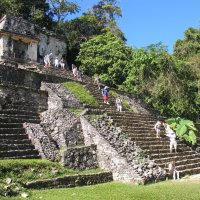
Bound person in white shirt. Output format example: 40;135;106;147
116;96;122;112
165;125;177;153
168;160;180;180
54;57;59;69
154;120;163;138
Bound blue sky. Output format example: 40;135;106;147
70;0;200;53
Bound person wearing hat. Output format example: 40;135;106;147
101;86;109;104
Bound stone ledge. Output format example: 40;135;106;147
24;172;113;189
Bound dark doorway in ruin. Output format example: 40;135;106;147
12;40;28;60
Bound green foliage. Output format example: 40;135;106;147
77;32;133;87
63;81;99;108
47;0;80;31
0;0;53;29
174;27;200;60
64;13;104;65
166;117;198;145
89;0;124;40
0;159;103;198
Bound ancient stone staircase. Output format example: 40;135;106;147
17;66;200;178
84;82;200;178
0;109;41;159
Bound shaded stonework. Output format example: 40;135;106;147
25;172;113;189
80;115;166;184
0;15;66;67
40;82;84;148
61;145;98;170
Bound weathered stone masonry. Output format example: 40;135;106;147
80;114;166;184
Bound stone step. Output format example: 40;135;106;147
0;113;40;120
125;129;156;135
0;134;28;140
126;133;162;138
108;114;157;121
3;104;41;112
115;122;154;128
25;171;113;189
112;119;156;125
0;143;35;151
150;151;194;159
137;140;169;146
0;117;40;123
0;109;39;116
141;143;186;150
0;139;32;144
0;154;41;160
130;136;167;142
121;126;156;132
0;128;25;134
154;153;198;164
158;157;200;169
0;149;39;158
145;147;187;154
107;110;155;117
179;166;200;176
0;123;23;128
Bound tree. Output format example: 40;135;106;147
121;43;199;120
173;27;200;60
76;32;133;87
0;0;53;29
0;0;22;18
89;0;125;40
64;13;104;66
47;0;79;30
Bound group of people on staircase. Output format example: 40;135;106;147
154;119;177;153
94;75;123;111
154;120;180;180
72;64;84;81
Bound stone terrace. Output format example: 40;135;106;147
1;64;200;182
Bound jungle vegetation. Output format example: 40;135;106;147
0;0;199;120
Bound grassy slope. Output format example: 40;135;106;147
0;159;102;182
2;180;200;200
63;82;99;108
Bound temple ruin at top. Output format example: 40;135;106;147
0;15;66;68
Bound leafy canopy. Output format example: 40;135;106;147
76;32;133;87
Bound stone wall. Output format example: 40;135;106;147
41;82;82;109
37;33;66;64
0;83;48;112
61;145;98;170
0;15;66;65
24;123;58;161
0;65;69;90
25;172;113;189
40;82;84;148
80;115;166;184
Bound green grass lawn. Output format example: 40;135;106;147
2;180;200;200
